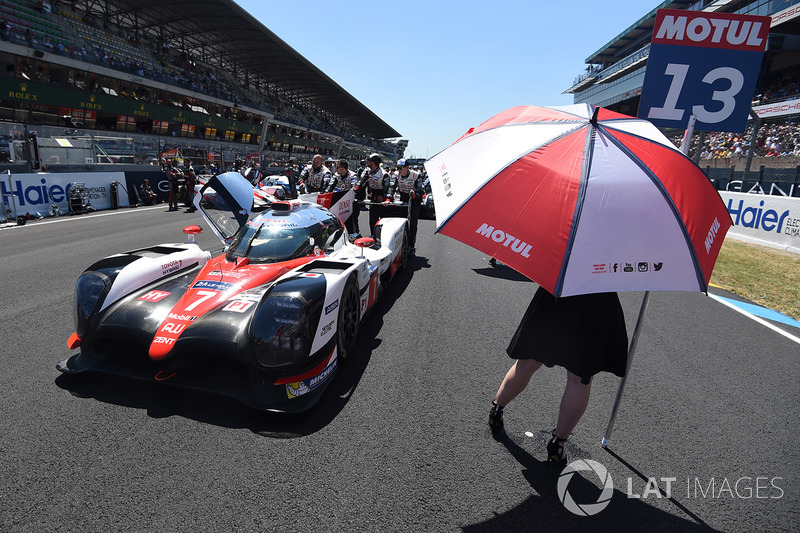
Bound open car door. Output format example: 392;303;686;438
194;171;254;244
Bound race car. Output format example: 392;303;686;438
57;171;409;412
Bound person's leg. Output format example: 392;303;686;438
409;202;420;251
554;371;592;440
494;359;543;407
489;359;542;431
369;205;381;236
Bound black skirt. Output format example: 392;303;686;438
506;287;629;384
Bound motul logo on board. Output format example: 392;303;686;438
652;9;769;52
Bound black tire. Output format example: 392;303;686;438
337;277;360;363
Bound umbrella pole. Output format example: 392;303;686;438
601;291;651;448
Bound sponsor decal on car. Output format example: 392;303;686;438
325;299;339;315
299;273;321;278
167;313;198;321
138;290;171;302
192;280;234;291
207;269;249;279
222;300;255;313
285;355;338;399
161;259;183;275
321;320;334;337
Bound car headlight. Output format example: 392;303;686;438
74;273;109;336
252;276;326;369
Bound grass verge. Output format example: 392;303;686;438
710;238;800;321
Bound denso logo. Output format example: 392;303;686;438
476;223;532;258
654;11;767;50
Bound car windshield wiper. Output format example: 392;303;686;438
242;225;263;258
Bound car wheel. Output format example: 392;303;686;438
337;277;360;363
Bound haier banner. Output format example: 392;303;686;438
719;191;800;253
1;172;129;217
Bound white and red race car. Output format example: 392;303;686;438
58;172;409;412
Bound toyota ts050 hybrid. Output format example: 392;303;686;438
57;172;410;412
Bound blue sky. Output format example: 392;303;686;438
236;0;659;160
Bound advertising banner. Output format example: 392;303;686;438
0;171;129;217
639;9;770;132
719;191;800;253
752;98;800;119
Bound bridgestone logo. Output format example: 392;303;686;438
476;223;532;258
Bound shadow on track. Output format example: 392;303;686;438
54;255;424;438
460;430;720;533
473;263;533;283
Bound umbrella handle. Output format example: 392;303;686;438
602;291;651;448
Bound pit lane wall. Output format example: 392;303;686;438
719;191;800;254
0;170;168;217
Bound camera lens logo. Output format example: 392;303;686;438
557;459;614;516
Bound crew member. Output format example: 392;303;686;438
138;178;160;205
284;157;299;198
164;158;181;211
391;158;426;256
365;153;390;236
299;154;332;193
354;158;369;205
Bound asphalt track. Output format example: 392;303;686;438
0;205;798;532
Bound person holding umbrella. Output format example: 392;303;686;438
488;288;628;466
424;103;731;458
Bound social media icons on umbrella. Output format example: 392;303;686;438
591;262;665;274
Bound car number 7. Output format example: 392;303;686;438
185;290;217;311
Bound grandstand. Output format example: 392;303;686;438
0;0;403;169
565;0;800;196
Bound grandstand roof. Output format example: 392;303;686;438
84;0;400;139
584;0;696;64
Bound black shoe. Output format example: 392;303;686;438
489;257;497;266
488;399;504;431
547;430;568;468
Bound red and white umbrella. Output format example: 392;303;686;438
426;104;734;446
425;104;731;297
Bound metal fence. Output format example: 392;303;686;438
706;165;800;197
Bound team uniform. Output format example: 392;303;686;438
299;164;332;193
366;166;390;235
390;167;426;253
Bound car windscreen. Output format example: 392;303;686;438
227;221;313;263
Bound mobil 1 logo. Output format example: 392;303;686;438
638;9;770;133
